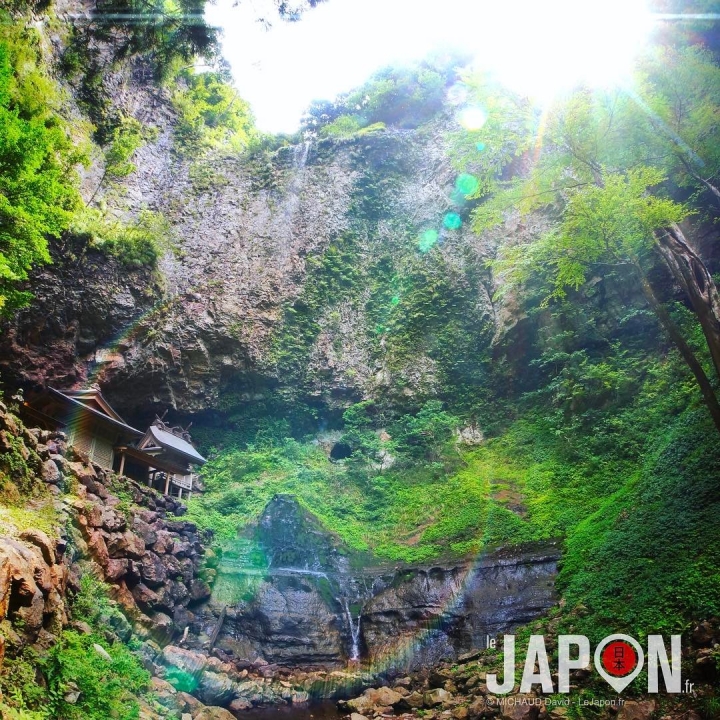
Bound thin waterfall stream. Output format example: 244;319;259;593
341;598;362;661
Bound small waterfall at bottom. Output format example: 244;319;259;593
341;598;362;660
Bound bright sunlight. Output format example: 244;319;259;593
207;0;655;133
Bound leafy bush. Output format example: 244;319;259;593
0;571;148;719
172;70;255;155
558;409;720;640
303;55;463;133
390;400;460;462
90;0;219;82
41;630;148;720
70;570;131;638
71;208;177;268
103;115;158;181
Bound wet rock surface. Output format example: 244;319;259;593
189;495;558;669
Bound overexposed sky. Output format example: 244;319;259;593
206;0;654;134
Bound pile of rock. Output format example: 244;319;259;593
139;643;374;717
61;457;212;643
0;401;213;647
0;527;69;661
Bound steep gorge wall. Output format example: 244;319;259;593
0;22;504;422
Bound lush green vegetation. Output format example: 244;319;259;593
0;15;85;315
184;23;720;643
304;55;464;137
1;0;719;697
172;70;256;156
190;315;720;637
71;207;178;268
460;42;720;433
0;572;150;720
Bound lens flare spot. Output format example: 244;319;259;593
390;295;401;305
418;229;439;253
456;173;479;196
450;188;468;207
476;142;486;152
443;212;462;230
458;107;487;131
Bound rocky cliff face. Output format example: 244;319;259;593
190;496;558;670
1;70;501;422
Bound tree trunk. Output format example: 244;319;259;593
632;260;720;434
676;153;720;208
653;223;720;384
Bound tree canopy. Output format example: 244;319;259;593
458;36;720;432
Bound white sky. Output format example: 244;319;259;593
205;0;654;135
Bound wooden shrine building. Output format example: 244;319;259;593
23;386;205;498
116;417;206;499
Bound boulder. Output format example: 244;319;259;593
193;708;236;720
162;645;208;676
401;691;425;709
101;508;127;533
155;580;189;611
143;611;174;643
346;694;375;715
16;589;45;630
617;700;656;720
692;620;715;646
368;687;404;707
177;691;204;713
228;697;253;715
41;458;61;484
18;529;56;565
136;639;162;670
93;643;113;662
85;504;104;528
430;669;455;688
172;540;192;558
141;551;168;588
499;697;540;720
0;536;61;630
350;714;369;720
111;580;139;614
198;671;237;706
150;677;178;708
467;697;490;719
105;558;129;582
189;578;212;603
424;688;452;708
107;530;146;559
68;461;98;489
86;531;110;568
131;583;161;609
133;517;158;546
348;687;404;715
153;530;174;554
